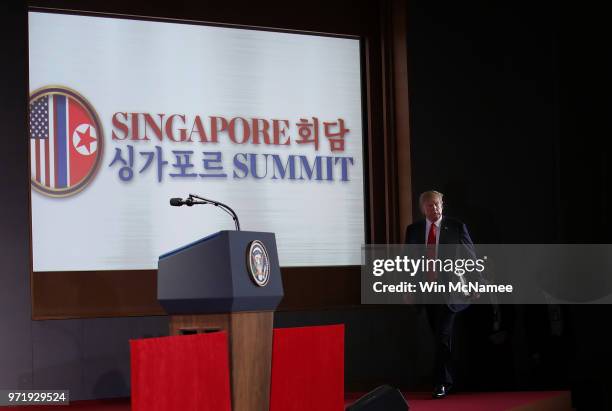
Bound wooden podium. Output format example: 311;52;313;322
158;231;284;411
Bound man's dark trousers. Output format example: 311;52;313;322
425;303;457;386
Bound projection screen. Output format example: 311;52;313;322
28;11;365;271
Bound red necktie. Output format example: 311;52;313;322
426;223;437;281
427;223;437;246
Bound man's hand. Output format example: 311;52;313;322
402;292;415;305
467;291;481;301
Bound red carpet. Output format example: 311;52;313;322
1;391;572;410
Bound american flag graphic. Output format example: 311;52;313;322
30;92;100;193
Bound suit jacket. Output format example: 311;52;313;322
404;216;476;312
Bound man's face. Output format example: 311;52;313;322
421;196;443;222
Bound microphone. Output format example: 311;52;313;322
169;194;241;230
169;197;193;207
169;198;184;206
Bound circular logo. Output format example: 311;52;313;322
247;240;271;287
29;86;104;197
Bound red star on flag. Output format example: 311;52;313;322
76;126;97;153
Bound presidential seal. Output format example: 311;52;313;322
247;240;271;287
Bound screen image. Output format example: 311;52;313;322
28;11;365;271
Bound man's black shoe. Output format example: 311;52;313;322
432;384;451;399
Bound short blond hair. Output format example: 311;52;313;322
419;190;443;205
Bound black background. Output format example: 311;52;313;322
408;1;610;408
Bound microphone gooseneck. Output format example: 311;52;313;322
169;194;241;231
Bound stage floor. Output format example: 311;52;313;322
347;391;572;411
0;391;572;411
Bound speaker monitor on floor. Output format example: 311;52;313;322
346;385;409;411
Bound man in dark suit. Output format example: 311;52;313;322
405;190;477;399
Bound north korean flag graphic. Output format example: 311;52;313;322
29;87;103;197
